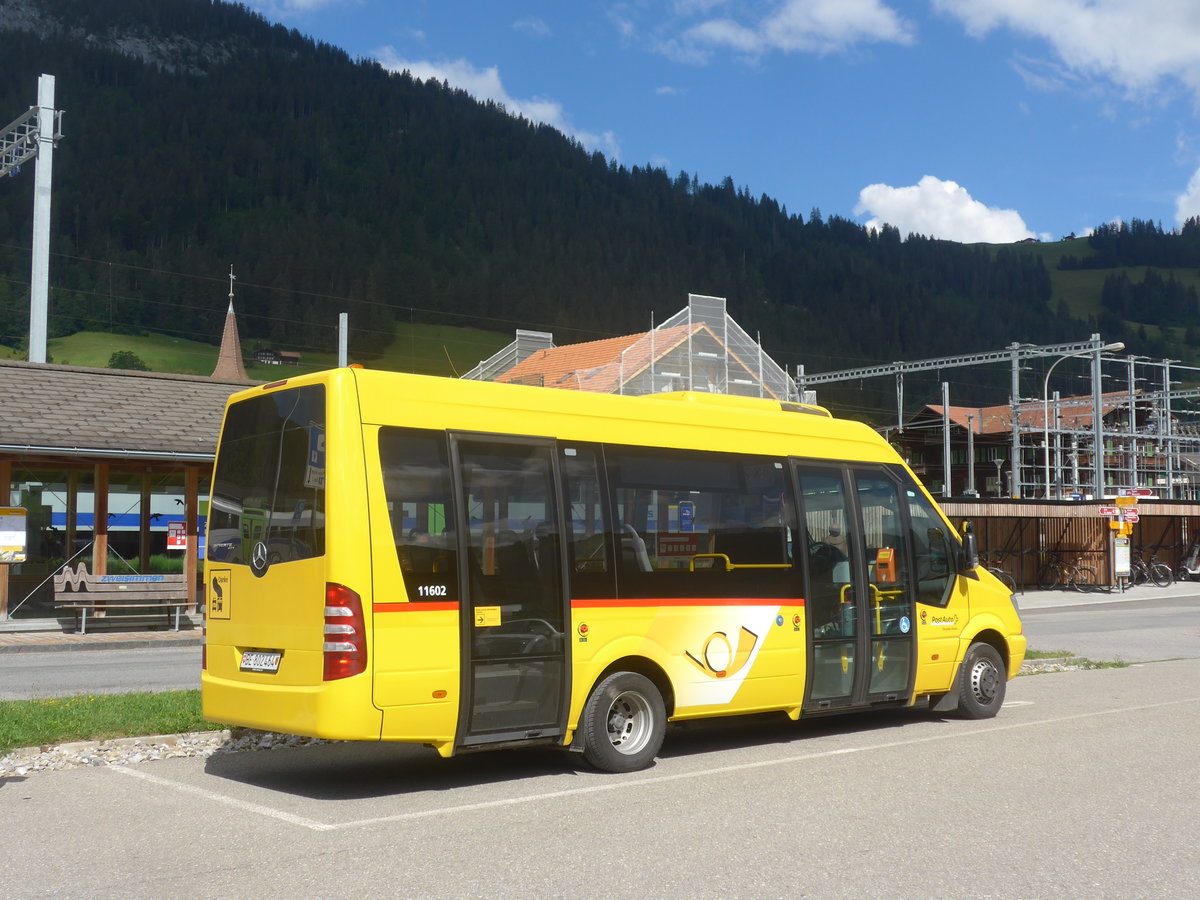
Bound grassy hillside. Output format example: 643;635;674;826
1010;239;1200;358
43;322;510;380
49;332;220;374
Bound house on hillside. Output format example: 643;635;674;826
462;294;798;402
254;349;302;367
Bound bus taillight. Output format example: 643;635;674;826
323;583;367;680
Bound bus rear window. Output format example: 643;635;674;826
208;385;326;566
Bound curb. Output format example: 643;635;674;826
0;636;202;654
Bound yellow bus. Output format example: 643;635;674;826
201;368;1025;772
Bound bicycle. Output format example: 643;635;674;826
1037;552;1097;592
982;552;1017;593
1130;548;1174;587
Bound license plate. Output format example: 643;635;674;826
240;650;281;673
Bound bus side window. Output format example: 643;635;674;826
379;428;459;603
608;447;794;600
562;446;616;600
903;483;955;608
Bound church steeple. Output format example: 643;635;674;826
211;266;248;380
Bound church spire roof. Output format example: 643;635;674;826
211;266;247;380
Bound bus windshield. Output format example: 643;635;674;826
207;385;326;566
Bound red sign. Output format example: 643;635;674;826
1122;510;1140;523
1121;489;1155;497
167;521;187;549
658;533;701;556
1098;506;1118;516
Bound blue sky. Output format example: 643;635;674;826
246;1;1200;244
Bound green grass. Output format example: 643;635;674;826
1021;648;1129;672
1024;648;1076;659
48;331;222;374
35;321;511;380
368;321;510;377
1009;238;1200;348
0;690;220;755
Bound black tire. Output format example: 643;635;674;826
955;642;1006;719
1071;565;1098;593
1036;565;1060;591
1150;562;1174;587
580;671;666;772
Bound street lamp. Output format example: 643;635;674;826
1043;341;1125;499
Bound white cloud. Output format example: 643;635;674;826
513;17;552;38
668;0;915;63
373;49;620;159
934;0;1200;99
1175;167;1200;223
244;0;345;14
855;175;1036;243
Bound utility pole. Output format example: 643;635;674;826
1;74;63;364
966;412;976;496
1164;360;1176;499
941;382;951;498
1010;344;1022;498
1092;343;1106;498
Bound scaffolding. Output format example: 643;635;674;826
464;295;798;401
461;329;555;384
615;295;797;400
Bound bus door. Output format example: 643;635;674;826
451;436;570;748
795;465;915;710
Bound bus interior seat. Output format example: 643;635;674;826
620;524;652;572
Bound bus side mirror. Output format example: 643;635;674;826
960;521;979;573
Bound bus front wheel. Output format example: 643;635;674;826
580;671;666;772
955;643;1006;719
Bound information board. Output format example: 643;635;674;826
1114;536;1131;577
0;507;28;563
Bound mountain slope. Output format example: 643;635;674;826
0;0;1178;418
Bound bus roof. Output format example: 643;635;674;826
226;368;897;465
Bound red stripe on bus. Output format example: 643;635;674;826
571;597;804;609
373;601;459;612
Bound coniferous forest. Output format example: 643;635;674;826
1;0;1197;419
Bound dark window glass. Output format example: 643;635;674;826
561;445;615;599
901;475;956;608
459;440;563;642
378;428;459;603
853;469;915;695
208;386;325;565
608;447;795;599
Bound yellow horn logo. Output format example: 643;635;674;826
685;626;758;679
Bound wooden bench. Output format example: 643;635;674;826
53;563;192;634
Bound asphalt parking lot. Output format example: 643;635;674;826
3;655;1199;898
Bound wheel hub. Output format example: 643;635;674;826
970;659;999;703
606;692;650;753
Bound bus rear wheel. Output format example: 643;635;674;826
580;671;665;772
955;643;1006;719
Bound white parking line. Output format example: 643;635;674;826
112;765;335;831
112;694;1200;832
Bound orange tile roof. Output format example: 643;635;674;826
497;323;705;391
919;392;1132;434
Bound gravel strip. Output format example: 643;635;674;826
0;729;330;777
